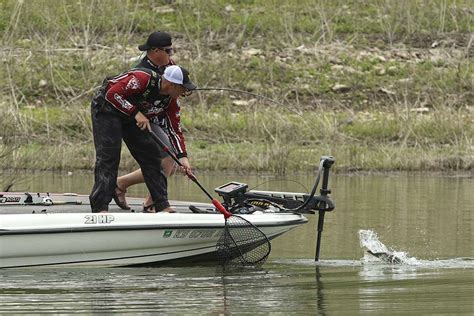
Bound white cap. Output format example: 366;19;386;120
163;65;196;90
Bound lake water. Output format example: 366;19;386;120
1;170;473;314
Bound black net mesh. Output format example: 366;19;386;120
216;215;271;267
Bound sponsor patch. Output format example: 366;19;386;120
153;100;165;107
126;76;140;90
147;107;164;115
0;196;21;203
114;94;134;109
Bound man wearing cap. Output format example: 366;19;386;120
114;31;193;211
89;63;197;213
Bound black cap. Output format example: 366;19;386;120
180;67;197;91
138;31;172;51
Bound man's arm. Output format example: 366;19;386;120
164;98;188;158
104;70;150;116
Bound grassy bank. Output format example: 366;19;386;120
0;0;472;177
1;100;471;174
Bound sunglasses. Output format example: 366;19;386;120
174;84;193;97
155;47;174;55
182;90;193;97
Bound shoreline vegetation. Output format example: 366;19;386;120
0;0;472;185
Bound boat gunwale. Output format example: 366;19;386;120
0;217;307;235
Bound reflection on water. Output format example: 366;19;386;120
1;260;472;314
1;171;473;313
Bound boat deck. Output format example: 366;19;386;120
0;192;214;215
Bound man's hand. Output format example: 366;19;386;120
178;157;193;176
135;112;151;131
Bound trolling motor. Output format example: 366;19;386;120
214;156;335;261
215;156;335;214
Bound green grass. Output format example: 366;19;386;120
1;100;471;173
0;0;472;174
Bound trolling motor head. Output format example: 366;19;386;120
321;156;335;168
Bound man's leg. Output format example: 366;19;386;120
123;123;170;212
89;105;123;212
115;150;175;209
162;156;177;176
117;169;144;189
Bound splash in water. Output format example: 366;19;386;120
358;229;420;265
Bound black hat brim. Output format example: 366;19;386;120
183;82;197;91
138;44;150;51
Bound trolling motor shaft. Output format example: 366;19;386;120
315;156;335;262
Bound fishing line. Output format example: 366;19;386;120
194;87;309;121
195;87;286;107
247;179;309;193
243;160;325;213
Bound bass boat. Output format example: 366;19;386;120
0;157;335;268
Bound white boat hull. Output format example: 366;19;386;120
0;212;307;268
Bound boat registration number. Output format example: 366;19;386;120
163;229;222;239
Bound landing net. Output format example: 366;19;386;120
216;215;271;267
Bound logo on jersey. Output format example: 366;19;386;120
114;94;133;109
147;107;164;115
126;76;140;90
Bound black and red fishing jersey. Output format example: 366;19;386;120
102;56;188;158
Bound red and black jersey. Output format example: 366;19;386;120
103;68;167;117
136;57;188;158
99;56;188;158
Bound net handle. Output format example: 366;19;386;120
148;130;232;218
